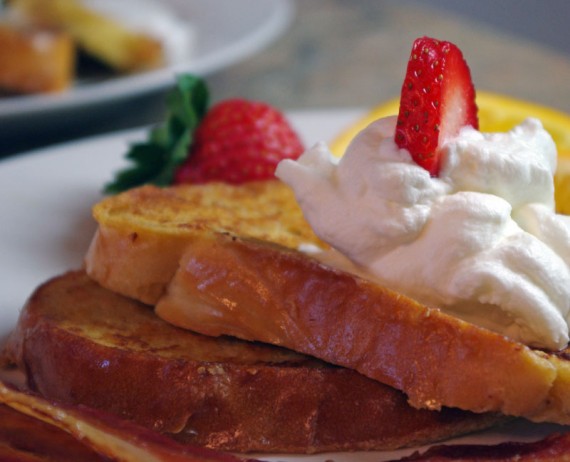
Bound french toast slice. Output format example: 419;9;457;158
85;181;326;305
84;183;570;425
2;270;503;454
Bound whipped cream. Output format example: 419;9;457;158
276;116;570;350
82;0;194;64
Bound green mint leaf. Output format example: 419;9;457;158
104;74;209;194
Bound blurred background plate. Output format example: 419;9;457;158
0;0;294;154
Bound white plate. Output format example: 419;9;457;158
0;109;567;461
0;0;293;121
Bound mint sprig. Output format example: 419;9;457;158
104;74;209;194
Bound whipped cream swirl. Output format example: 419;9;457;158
276;116;570;350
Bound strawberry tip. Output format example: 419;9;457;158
394;36;478;177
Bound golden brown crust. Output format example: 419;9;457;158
5;271;502;454
90;182;324;248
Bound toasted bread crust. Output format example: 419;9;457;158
4;271;501;454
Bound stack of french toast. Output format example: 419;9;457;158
3;177;570;460
2;181;507;455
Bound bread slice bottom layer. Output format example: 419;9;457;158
3;271;502;454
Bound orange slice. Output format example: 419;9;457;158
329;91;570;214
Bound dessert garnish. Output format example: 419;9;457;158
173;98;304;185
105;75;208;194
276;36;570;350
106;75;304;193
395;36;478;176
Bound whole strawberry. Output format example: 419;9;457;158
174;99;304;184
105;76;304;194
395;37;478;176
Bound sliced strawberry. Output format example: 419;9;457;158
395;37;478;176
174;99;304;184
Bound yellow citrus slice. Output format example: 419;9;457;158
329;91;570;213
555;158;570;214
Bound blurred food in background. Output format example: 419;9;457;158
0;0;194;95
